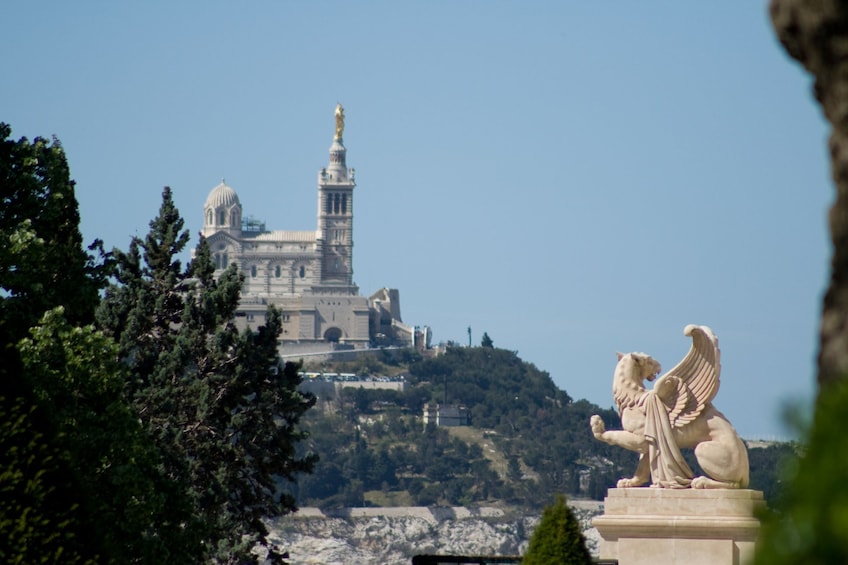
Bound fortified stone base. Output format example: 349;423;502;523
593;488;765;565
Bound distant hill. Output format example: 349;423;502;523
285;345;795;509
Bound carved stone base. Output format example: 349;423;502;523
593;488;765;565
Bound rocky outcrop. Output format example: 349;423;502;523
264;504;603;565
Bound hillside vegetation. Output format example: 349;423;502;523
288;344;795;509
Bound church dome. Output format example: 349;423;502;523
205;181;240;209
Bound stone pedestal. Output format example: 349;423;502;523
593;488;765;565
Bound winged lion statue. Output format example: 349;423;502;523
590;324;749;489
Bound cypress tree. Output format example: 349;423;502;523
98;187;317;563
523;494;592;565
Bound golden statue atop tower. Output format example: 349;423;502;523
334;103;345;141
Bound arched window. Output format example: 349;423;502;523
299;265;305;278
207;209;213;225
275;265;281;278
219;210;226;225
325;195;332;215
341;194;347;214
251;265;257;278
324;327;342;343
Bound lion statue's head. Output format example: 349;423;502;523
613;352;662;411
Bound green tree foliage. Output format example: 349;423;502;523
289;403;505;508
747;442;797;506
293;346;635;508
754;381;848;564
18;308;193;563
522;494;591;565
409;347;630;503
0;322;99;565
97;188;316;563
0;123;109;341
0;124;169;564
298;346;794;510
481;332;494;348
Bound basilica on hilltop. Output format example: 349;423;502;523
201;105;419;355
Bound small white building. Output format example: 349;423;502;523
423;403;470;427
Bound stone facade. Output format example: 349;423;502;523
593;488;764;565
200;109;413;353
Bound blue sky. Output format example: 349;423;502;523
2;2;831;438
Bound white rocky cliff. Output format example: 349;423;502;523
262;504;603;565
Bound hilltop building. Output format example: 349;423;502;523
201;105;416;355
422;403;470;427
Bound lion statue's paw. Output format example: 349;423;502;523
691;476;739;489
590;415;606;439
691;476;707;489
616;477;643;488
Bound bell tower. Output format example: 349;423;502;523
317;104;356;286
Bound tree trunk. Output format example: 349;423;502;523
771;0;848;386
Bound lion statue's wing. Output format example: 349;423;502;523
659;324;721;429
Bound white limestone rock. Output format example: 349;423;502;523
263;504;602;565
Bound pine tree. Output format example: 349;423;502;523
523;494;592;565
98;187;317;563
